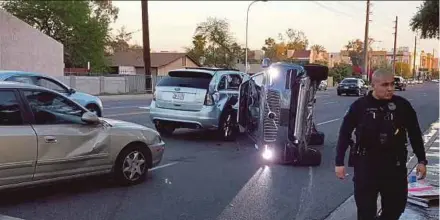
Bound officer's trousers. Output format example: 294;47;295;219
353;156;408;220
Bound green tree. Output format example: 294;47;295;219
395;62;412;78
106;26;134;55
284;28;309;51
1;1;119;73
187;17;243;68
261;37;278;61
329;63;352;83
186;34;207;65
410;0;439;39
262;29;309;61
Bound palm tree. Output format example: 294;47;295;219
311;44;326;62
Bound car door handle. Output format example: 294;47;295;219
44;136;57;143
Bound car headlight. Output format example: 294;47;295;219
262;145;274;160
151;134;163;145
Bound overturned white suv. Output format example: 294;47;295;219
149;67;248;141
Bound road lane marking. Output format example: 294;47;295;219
139;106;150;110
316;94;330;98
150;162;179;171
322;101;337;105
104;105;146;110
316;118;340;126
105;112;149;117
0;214;25;220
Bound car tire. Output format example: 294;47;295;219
218;110;238;141
113;145;149;186
337;92;341;96
356;89;361;96
308;131;325;146
155;123;175;136
293;148;322;166
86;104;102;117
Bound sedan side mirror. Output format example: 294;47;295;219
81;112;100;124
68;88;76;94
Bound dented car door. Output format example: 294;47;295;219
21;90;111;181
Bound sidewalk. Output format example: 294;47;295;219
400;125;439;220
325;121;439;220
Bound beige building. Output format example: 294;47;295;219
286;50;328;64
328;52;352;67
0;9;64;76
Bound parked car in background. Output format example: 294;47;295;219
0;81;165;190
394;76;407;91
337;77;368;96
0;71;103;116
318;80;328;90
149;67;248;140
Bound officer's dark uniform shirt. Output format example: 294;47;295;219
335;91;426;167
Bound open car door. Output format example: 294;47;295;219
237;76;262;142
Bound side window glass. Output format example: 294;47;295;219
252;74;263;87
23;90;85;125
6;76;34;85
0;91;23;125
218;76;226;90
227;74;242;90
35;77;67;93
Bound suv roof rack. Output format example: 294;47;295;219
184;67;240;72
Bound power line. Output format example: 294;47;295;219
311;1;358;19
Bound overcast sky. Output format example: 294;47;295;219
111;1;438;55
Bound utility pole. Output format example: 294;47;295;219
141;0;152;93
392;16;398;75
413;36;417;79
362;0;371;81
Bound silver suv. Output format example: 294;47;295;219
149;67;248;140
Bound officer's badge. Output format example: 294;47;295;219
388;102;396;111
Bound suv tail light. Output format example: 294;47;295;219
204;93;214;106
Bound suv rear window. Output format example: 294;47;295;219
157;71;213;89
341;79;358;84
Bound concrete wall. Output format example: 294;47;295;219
0;9;64;77
54;75;148;95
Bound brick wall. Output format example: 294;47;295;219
0;9;64;77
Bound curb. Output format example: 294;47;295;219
324;120;440;220
99;93;152;101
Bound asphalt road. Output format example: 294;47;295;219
0;83;438;220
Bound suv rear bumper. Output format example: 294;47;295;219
149;101;220;129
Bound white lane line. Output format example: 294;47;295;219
105;112;149;117
104;105;146;110
139;106;150;110
316;95;330;98
316;118;341;126
0;214;25;220
407;98;414;101
150;162;179;171
322;101;337;105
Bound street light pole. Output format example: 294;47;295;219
245;0;266;73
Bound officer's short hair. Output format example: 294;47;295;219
372;69;394;83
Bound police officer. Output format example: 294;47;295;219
334;69;428;220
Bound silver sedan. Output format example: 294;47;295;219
0;81;165;190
